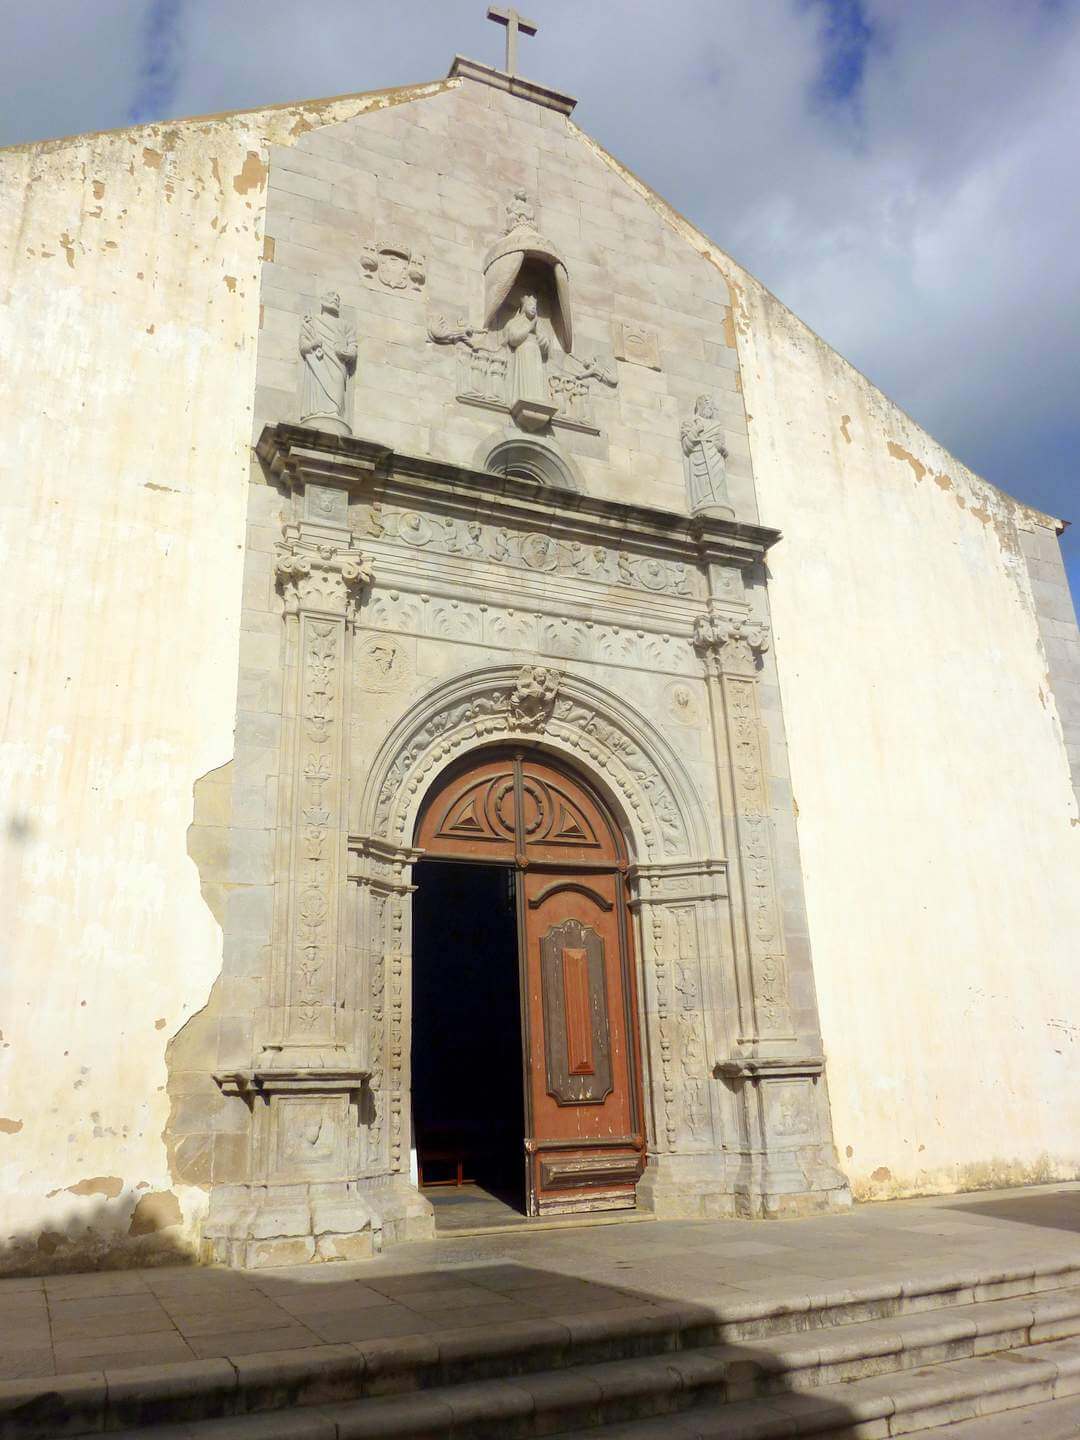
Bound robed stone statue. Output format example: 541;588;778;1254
299;291;357;436
681;394;734;518
505;293;549;409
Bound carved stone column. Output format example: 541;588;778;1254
345;835;435;1247
694;612;794;1041
630;860;742;1218
695;605;850;1215
204;473;381;1266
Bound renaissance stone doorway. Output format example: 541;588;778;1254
413;749;646;1216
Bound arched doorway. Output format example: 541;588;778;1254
412;747;646;1218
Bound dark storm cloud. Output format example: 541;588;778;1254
2;0;1076;593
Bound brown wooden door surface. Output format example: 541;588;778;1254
414;749;645;1215
522;866;643;1213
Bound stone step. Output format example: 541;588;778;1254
547;1338;1080;1439
893;1390;1080;1436
5;1263;1080;1438
63;1335;1080;1438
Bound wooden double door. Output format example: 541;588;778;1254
414;750;646;1215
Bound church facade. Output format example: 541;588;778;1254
1;52;1078;1271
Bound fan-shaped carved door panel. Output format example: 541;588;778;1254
414;750;645;1215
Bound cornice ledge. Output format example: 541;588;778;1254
448;55;577;116
714;1054;826;1081
258;424;781;562
257;424;393;490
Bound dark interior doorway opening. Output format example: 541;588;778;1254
411;858;526;1216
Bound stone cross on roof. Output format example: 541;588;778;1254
486;5;538;75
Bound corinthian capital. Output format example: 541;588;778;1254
693;613;770;675
274;539;373;620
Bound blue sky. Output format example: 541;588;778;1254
2;0;1077;602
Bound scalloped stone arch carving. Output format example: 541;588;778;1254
359;667;710;862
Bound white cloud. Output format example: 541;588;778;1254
2;0;1076;585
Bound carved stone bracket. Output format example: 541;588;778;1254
275;538;373;623
693;613;770;676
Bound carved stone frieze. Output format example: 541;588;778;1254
376;506;693;598
361;590;692;679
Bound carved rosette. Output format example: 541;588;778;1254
696;612;793;1037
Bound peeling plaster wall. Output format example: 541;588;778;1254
579;132;1080;1203
727;282;1080;1201
0;82;449;1272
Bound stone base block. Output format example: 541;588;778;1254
636;1154;738;1220
354;1176;436;1250
732;1143;853;1219
637;1148;851;1221
202;1181;379;1269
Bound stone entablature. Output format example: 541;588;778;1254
258;423;774;605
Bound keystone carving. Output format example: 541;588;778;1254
508;664;561;732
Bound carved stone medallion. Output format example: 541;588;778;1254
355;634;414;693
666;681;704;727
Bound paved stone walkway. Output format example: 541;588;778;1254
2;1182;1078;1383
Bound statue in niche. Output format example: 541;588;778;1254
681;394;734;519
299;291;357;437
484;190;572;434
505;293;550;414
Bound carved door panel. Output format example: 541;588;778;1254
414;749;645;1217
522;869;644;1214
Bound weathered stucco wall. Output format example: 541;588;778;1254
0;83;448;1272
582;131;1080;1203
718;275;1080;1200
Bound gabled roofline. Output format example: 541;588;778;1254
0;77;454;156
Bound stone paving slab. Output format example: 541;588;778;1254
0;1182;1077;1383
